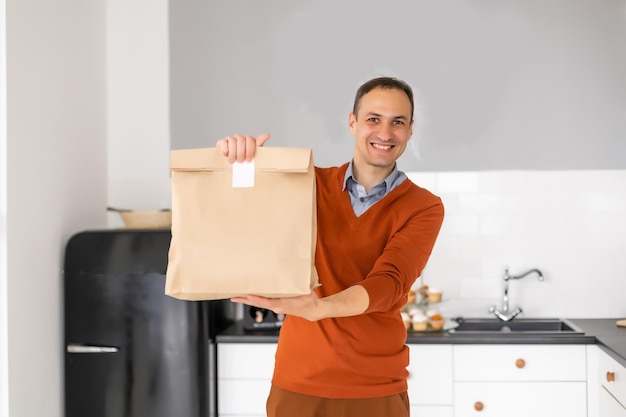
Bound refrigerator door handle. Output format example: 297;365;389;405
66;343;119;353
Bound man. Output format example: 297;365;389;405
218;77;444;417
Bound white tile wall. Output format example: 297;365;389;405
407;170;626;319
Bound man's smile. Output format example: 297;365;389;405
371;143;393;150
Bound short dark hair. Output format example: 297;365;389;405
352;76;414;121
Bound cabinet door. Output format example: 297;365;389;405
600;386;626;417
217;343;277;379
454;344;586;382
218;343;277;416
219;380;271;416
599;350;626;408
454;381;587;417
408;345;453;406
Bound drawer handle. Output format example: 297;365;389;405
515;358;526;369
66;343;119;353
606;371;615;382
474;401;484;411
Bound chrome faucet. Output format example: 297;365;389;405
489;267;544;322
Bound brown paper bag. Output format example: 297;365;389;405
165;147;319;300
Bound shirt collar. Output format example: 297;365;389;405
342;160;400;192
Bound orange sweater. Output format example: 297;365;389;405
272;164;444;399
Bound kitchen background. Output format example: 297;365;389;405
1;1;625;417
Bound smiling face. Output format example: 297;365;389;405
349;86;414;178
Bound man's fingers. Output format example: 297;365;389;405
216;138;228;156
226;137;237;164
245;136;256;161
234;134;247;163
217;133;271;164
256;133;271;147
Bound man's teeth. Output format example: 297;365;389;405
372;143;392;150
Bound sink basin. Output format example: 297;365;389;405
449;318;585;335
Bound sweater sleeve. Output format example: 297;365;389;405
360;197;444;313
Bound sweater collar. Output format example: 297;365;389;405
341;160;399;192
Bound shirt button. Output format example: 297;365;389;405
360;198;365;202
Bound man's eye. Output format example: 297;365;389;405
393;120;405;126
367;118;379;123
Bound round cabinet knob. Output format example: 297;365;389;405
474;401;484;411
606;371;615;382
515;358;526;369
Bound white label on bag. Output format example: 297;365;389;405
232;160;255;188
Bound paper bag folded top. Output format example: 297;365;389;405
165;147;319;301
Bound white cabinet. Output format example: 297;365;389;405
407;345;454;417
219;343;454;416
217;342;597;417
453;345;587;417
217;343;277;417
598;348;626;417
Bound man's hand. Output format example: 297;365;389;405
231;285;369;322
232;292;323;322
216;133;271;164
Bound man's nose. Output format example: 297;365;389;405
379;122;394;141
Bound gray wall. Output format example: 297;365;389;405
4;0;107;415
170;0;626;171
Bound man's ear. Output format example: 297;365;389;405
348;112;357;134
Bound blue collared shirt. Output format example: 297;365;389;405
342;161;408;217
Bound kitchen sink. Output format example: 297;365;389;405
449;318;585;335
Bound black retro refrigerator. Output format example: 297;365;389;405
64;229;233;417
